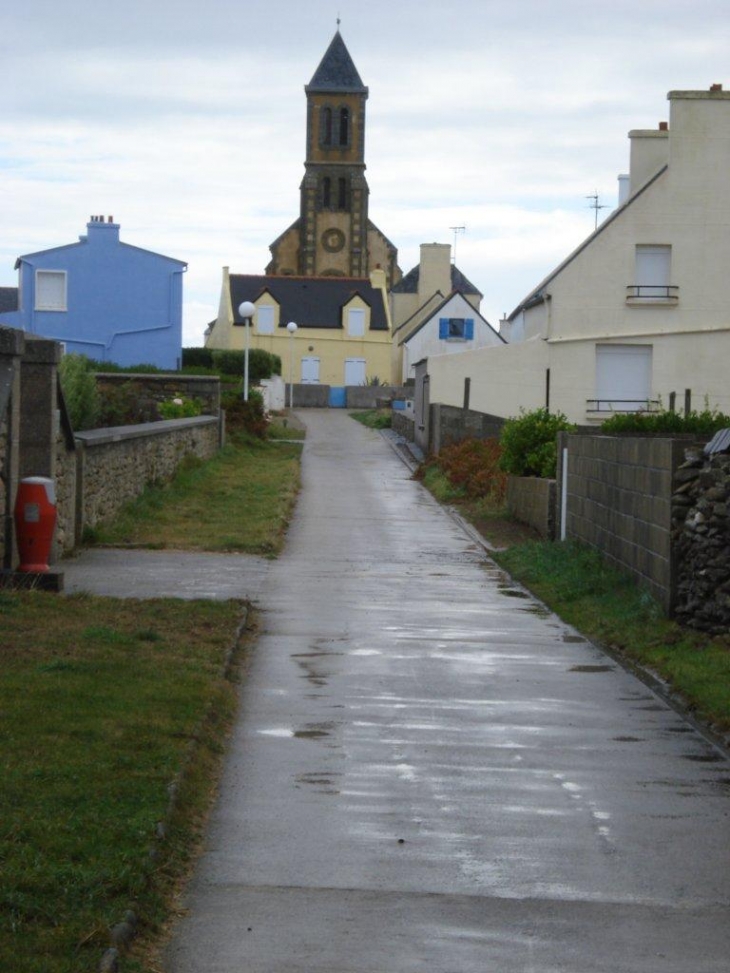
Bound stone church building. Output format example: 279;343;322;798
266;30;402;288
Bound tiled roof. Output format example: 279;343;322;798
305;31;367;94
390;264;482;297
0;287;19;313
229;275;388;330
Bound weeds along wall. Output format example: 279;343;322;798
95;373;221;418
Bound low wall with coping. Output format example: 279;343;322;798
346;385;409;409
72;416;219;543
507;476;556;540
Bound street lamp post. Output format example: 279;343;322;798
237;301;256;401
286;321;298;409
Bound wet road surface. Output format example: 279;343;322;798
159;410;730;972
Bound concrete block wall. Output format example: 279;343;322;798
346;385;409;409
430;405;505;455
507;476;556;539
556;434;685;611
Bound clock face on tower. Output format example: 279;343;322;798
322;228;346;253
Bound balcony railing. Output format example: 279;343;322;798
586;398;661;414
626;284;679;302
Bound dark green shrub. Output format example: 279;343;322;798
499;408;575;478
182;347;214;369
222;388;268;439
600;408;730;435
59;354;100;431
211;349;281;382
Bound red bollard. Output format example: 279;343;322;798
14;477;57;573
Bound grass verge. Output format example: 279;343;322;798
0;590;247;973
495;541;730;734
349;409;392;429
416;458;730;735
86;434;301;554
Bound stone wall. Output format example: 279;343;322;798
392;412;415;441
507;476;556;540
54;427;77;554
95;373;221;418
429;404;505;455
288;384;330;408
73;417;219;539
556;434;689;612
672;448;730;632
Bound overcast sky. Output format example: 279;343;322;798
2;0;729;345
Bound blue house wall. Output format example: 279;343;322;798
1;218;186;369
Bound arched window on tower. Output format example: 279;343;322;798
322;177;332;209
337;177;348;211
321;107;333;146
339;107;350;146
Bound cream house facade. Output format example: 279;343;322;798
427;85;730;423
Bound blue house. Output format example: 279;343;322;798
0;217;187;369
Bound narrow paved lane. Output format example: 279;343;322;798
165;410;730;972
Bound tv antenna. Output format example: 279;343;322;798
449;225;466;264
586;191;608;230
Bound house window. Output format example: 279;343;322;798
321;107;333;146
629;245;677;301
339;107;350;146
257;306;275;335
438;317;474;341
589;344;654;413
35;270;67;311
345;358;367;386
347;308;366;337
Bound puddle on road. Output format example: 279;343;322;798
295;771;341;795
294;721;337;741
562;634;587;644
498;587;529;599
569;665;614;673
520;605;552;618
613;736;643;742
684;753;724;763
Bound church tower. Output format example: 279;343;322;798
267;31;400;286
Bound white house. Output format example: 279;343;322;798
427;84;730;423
398;290;504;382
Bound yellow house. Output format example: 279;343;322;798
205;266;395;391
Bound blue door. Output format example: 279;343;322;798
329;386;346;408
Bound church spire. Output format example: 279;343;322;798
305;31;367;94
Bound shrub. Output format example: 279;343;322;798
182;347;214;369
158;396;203;419
600;408;730;436
211;349;281;382
499;407;575;478
222;388;268;439
417;438;507;502
58;354;100;431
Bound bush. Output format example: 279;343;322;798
600;408;730;436
182;347;214;369
211;349;281;382
97;381;161;427
59;354;100;431
499;407;575;478
222;388;268;439
417;438;507;502
158;396;203;419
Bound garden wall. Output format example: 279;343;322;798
429;404;504;455
556;434;691;612
346;385;409;409
94;373;221;418
72;417;220;542
392;412;415;441
507;476;556;540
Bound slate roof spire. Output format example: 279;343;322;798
305;31;367;94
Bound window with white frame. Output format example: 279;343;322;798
257;305;275;334
632;245;673;300
35;270;67;311
347;307;366;337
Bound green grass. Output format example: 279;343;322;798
0;591;246;972
87;434;301;554
495;541;730;732
349;409;392;429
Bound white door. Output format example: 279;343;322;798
344;358;367;386
301;357;320;384
595;345;652;411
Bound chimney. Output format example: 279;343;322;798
658;121;668;131
86;216;120;245
418;243;452;305
710;83;723;92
